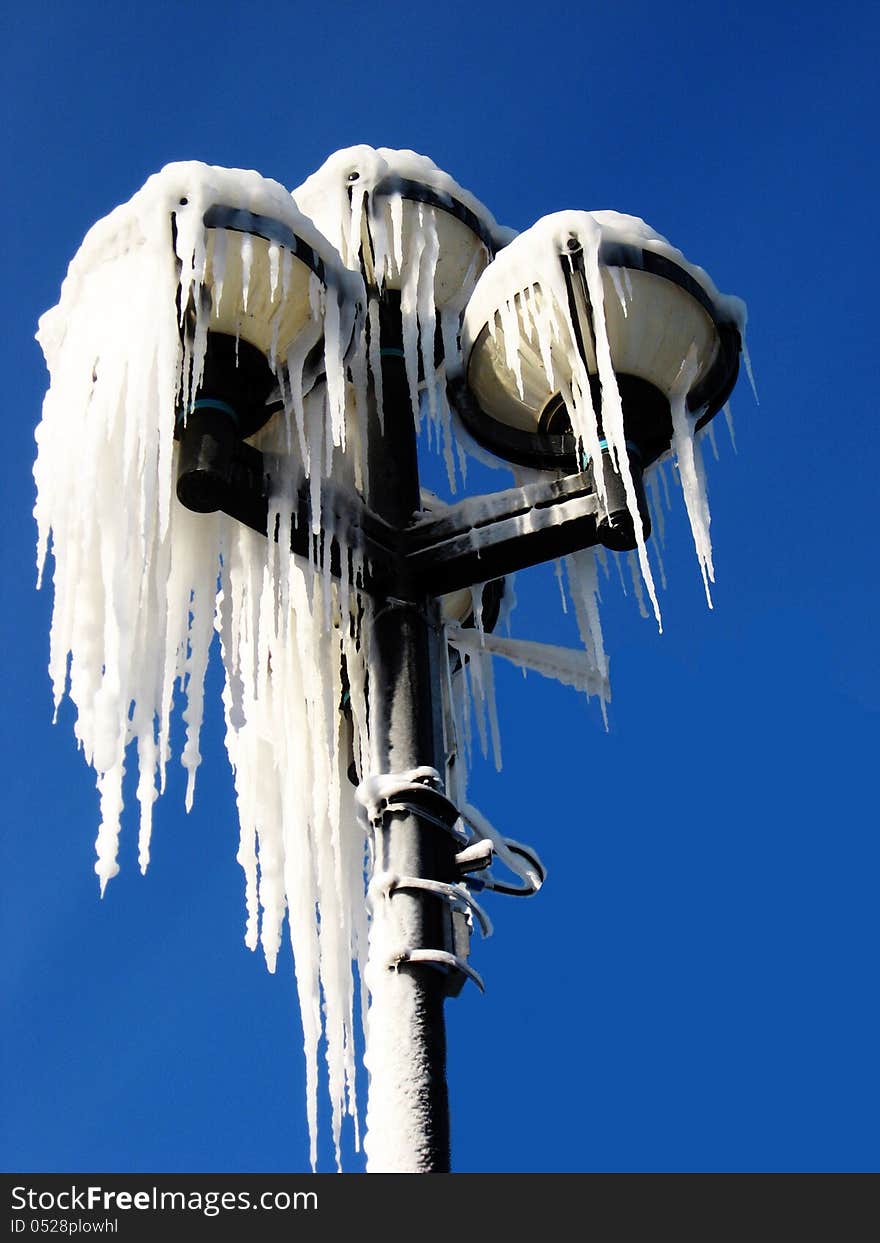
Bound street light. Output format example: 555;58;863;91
34;149;746;1174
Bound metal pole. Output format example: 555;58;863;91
361;293;456;1172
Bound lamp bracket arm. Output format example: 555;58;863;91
400;468;603;596
198;443;633;601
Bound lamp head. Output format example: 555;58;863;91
294;146;510;337
174;195;362;513
454;210;743;473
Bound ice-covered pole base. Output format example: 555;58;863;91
361;296;455;1172
361;757;453;1172
362;967;449;1170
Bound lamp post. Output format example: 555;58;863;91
36;150;745;1174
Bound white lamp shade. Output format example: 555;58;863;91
190;205;362;383
200;224;316;360
361;195;493;308
458;212;742;467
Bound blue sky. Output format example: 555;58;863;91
2;0;877;1175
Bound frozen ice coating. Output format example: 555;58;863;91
447;626;609;702
459;208;747;626
34;150;746;1174
293;146;514;281
216;513;371;1169
293;146;513;488
33;160;372;1171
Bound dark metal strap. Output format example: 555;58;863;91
390;948;485;993
201;204;327;283
372;174;502;254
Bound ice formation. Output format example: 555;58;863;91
34;161;370;1171
34;149;746;1173
459;209;748;626
293;146;512;490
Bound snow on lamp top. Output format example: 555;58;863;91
293;144;513;299
293;147;515;486
40;160;363;366
38;162;364;460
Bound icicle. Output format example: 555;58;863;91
211;228;228;316
267;240;280;301
658;458;672;510
706;419;720;461
742;334;759;404
554;557;568;614
670;352;715;606
446;626;610;702
462;639;502;771
563;548;610;726
644;479;668;592
609;265;629;317
645;472;666;547
400;206;426;428
723;401;738;454
416;207;441;434
579;223;662;628
627;550;649;619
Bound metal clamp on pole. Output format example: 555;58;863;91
388;875;493;936
457;803;546;898
355;767;468;844
393;949;485;994
358;769;483;996
389;875;491;995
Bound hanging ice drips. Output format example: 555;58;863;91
294;145;515;492
457;208;748;630
33;160;372;1171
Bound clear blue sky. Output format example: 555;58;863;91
2;0;877;1175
